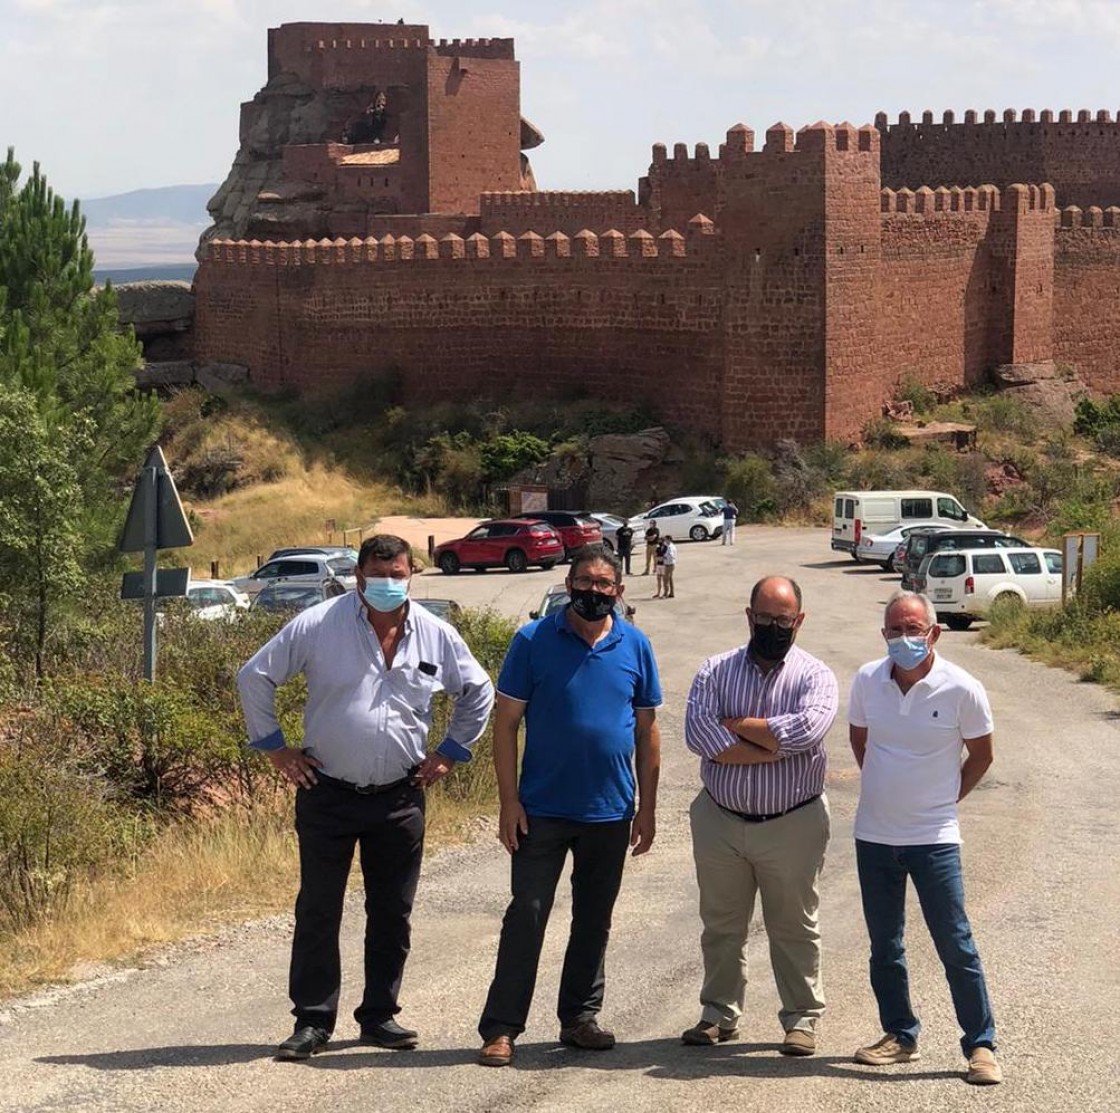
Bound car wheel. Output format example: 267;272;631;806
438;552;460;575
505;549;528;573
850;551;862;563
885;553;898;572
944;615;973;631
689;524;709;542
990;592;1024;615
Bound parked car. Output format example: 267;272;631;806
412;598;463;624
185;579;250;621
433;519;564;574
899;528;1028;590
250;577;350;614
509;511;602;558
856;522;953;571
267;545;359;563
587;512;627;552
231;552;358;597
915;547;1062;630
628;497;725;542
527;583;636;623
832;489;986;557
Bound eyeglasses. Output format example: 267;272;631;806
885;625;933;639
571;576;619;593
751;612;798;630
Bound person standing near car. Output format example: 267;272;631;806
238;534;495;1062
642;521;661;575
477;543;662;1067
683;575;837;1056
615;522;634;575
848;590;1001;1086
722;501;739;546
661;535;678;598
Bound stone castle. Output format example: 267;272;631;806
191;20;1120;450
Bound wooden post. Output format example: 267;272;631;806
428;534;435;561
210;560;220;579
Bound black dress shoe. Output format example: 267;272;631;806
276;1026;330;1061
360;1019;419;1049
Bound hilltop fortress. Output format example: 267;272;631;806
192;21;1120;450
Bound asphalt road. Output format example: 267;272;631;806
2;526;1117;1113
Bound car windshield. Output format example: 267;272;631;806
327;557;355;575
256;586;322;611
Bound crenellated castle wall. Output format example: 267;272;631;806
478;191;647;236
878;108;1120;208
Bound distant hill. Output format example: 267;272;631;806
80;184;216;226
81;184;217;270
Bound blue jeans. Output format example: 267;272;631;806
856;840;996;1056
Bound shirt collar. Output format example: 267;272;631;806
554;605;623;648
877;650;946;691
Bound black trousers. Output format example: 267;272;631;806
618;549;632;574
289;778;425;1034
478;817;630;1040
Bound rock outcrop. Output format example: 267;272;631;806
115;281;194;361
991;360;1086;426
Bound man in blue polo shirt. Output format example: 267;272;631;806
477;544;662;1067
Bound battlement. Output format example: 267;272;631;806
877;108;1120;130
649;121;878;169
202;226;709;266
1057;205;1120;229
881;184;1001;214
480;190;637;209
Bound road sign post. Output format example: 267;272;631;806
119;446;194;682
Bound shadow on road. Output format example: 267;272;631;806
36;1038;963;1083
37;1044;268;1069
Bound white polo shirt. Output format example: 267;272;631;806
848;653;993;846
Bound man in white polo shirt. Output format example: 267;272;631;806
847;589;1001;1086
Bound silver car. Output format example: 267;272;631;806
231;552;357;597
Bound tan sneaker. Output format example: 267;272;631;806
966;1047;1002;1085
681;1019;740;1046
780;1028;816;1057
854;1033;920;1065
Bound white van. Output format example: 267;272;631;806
831;490;985;557
916;546;1062;630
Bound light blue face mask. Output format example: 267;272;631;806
886;634;932;671
360;577;410;613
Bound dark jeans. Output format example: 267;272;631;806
478;816;631;1040
290;779;425;1034
856;839;996;1056
618;549;632;574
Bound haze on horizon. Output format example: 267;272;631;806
2;0;1118;204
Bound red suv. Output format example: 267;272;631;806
434;520;564;574
509;511;602;559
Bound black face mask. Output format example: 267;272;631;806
751;622;795;661
569;588;616;622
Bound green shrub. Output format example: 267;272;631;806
862;418;908;450
895;376;935;415
722;455;778;521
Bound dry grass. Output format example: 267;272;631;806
0;794;494;1001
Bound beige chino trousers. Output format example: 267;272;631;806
689;788;830;1033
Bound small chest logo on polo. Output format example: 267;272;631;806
932;710;939;718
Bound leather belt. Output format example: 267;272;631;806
710;790;821;824
316;768;418;795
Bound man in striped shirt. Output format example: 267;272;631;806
683;575;838;1056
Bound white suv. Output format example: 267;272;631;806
628;496;726;542
916;546;1062;630
231;552;358;597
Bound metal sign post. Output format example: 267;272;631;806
119;446;194;682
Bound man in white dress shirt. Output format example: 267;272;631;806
238;534;494;1061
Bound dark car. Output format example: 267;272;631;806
899;528;1029;590
433;519;564;574
250;577;350;614
509;511;602;558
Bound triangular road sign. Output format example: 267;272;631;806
119;445;194;553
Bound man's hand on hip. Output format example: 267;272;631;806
266;747;322;789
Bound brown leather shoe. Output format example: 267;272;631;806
681;1019;739;1046
780;1028;816;1056
478;1034;514;1067
559;1019;616;1050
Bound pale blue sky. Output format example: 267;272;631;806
2;0;1118;201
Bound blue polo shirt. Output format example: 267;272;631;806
497;609;662;822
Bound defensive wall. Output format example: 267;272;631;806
195;32;1120;449
878;108;1120;209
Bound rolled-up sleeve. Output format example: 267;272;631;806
685;661;737;760
237;623;308;751
438;631;496;760
768;662;839;754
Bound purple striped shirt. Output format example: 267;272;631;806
685;643;839;815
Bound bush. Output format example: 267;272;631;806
722;455;778;521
